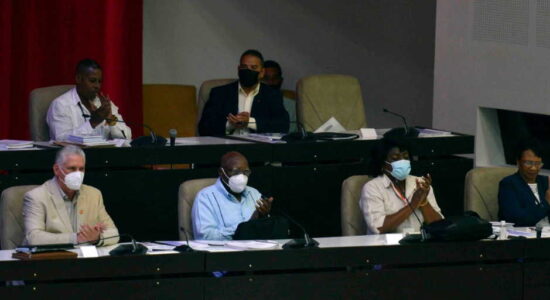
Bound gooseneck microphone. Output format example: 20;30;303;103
281;121;313;142
169;129;177;147
404;195;428;242
176;227;195;252
277;210;319;249
382;108;419;138
393;181;429;243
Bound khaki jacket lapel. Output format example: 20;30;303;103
45;179;74;233
75;189;90;229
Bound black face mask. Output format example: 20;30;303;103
238;69;260;88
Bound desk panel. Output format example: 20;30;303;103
0;277;203;299
524;261;550;300
205;271;369;300
0;252;204;281
366;263;522;299
0;237;548;299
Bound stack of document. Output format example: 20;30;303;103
417;128;454;137
64;135;117;147
67;135;105;144
230;133;286;144
0;139;34;150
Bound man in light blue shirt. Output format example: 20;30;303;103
192;151;273;240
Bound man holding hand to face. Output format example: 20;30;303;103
192;151;273;240
47;58;131;141
23;145;119;246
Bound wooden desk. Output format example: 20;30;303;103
0;235;548;299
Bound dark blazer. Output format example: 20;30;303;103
498;172;550;226
198;82;290;136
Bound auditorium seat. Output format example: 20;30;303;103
340;175;371;236
178;178;217;240
29;85;74;141
143;84;197;138
0;185;38;249
296;74;366;132
196;79;236;132
464;167;516;221
282;89;296;100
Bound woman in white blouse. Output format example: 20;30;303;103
360;138;443;234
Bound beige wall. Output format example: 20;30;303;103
143;0;437;128
434;0;550;134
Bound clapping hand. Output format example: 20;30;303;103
250;196;273;220
94;222;106;233
256;196;273;216
77;224;101;244
411;174;432;208
90;93;112;127
227;112;250;129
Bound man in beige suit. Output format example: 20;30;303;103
23;145;119;246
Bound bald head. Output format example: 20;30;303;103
220;151;248;171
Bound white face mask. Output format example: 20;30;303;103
221;169;248;194
60;168;85;191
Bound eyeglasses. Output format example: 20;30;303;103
225;169;252;177
521;160;544;168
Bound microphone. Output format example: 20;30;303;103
277;210;319;249
169;129;177;147
536;224;543;239
109;119;166;147
395;180;429;243
404;197;428;242
176;227;195;252
281;121;313;142
75;233;148;256
382;108;419;138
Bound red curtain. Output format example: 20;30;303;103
0;0;143;139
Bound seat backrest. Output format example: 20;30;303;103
296;74;366;132
341;175;371;236
0;185;38;249
143;84;197;138
196;79;236;126
282;89;297;100
29;85;74;141
464;167;516;221
178;178;217;240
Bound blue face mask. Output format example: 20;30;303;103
385;159;411;181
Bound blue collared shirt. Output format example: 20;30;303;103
192;178;261;240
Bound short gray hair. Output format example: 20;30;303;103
55;145;86;165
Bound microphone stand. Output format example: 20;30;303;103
75;233;148;256
397;183;429;243
277;210;319;249
382;108;419;138
175;227;195;252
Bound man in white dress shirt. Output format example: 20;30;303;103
46;59;131;141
